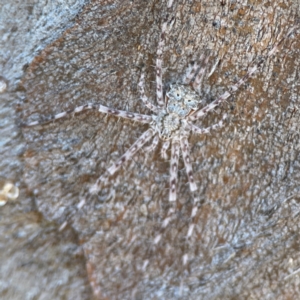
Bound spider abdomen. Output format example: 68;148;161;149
153;112;181;140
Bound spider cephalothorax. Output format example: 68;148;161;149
152;84;201;140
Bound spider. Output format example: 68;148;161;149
22;8;296;249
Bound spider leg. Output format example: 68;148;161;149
169;140;180;202
138;72;160;113
161;140;170;160
180;136;197;192
187;114;227;135
192;54;210;94
98;104;153;124
180;119;225;246
188;26;297;122
187;64;257;122
180;136;200;240
90;128;154;193
156;10;175;107
153;140;179;244
153;204;176;245
145;134;159;152
267;25;297;57
22;103;153;127
182;58;203;85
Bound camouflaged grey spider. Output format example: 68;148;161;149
23;8;296;247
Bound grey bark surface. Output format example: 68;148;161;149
2;0;300;299
0;0;92;299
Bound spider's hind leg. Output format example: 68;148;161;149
169;140;180;202
153;139;180;245
180;136;200;239
187;114;227;135
145;134;159;153
180;136;197;193
90;128;154;194
179;136;204;266
161;140;170;160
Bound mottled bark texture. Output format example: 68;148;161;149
0;0;92;299
6;0;300;299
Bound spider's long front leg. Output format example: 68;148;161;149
188;26;297;122
90;128;154;193
22;103;153;127
138;73;160;113
156;11;175;107
187;63;258;122
192;54;210;94
182;56;203;85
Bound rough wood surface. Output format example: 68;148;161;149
2;0;300;299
